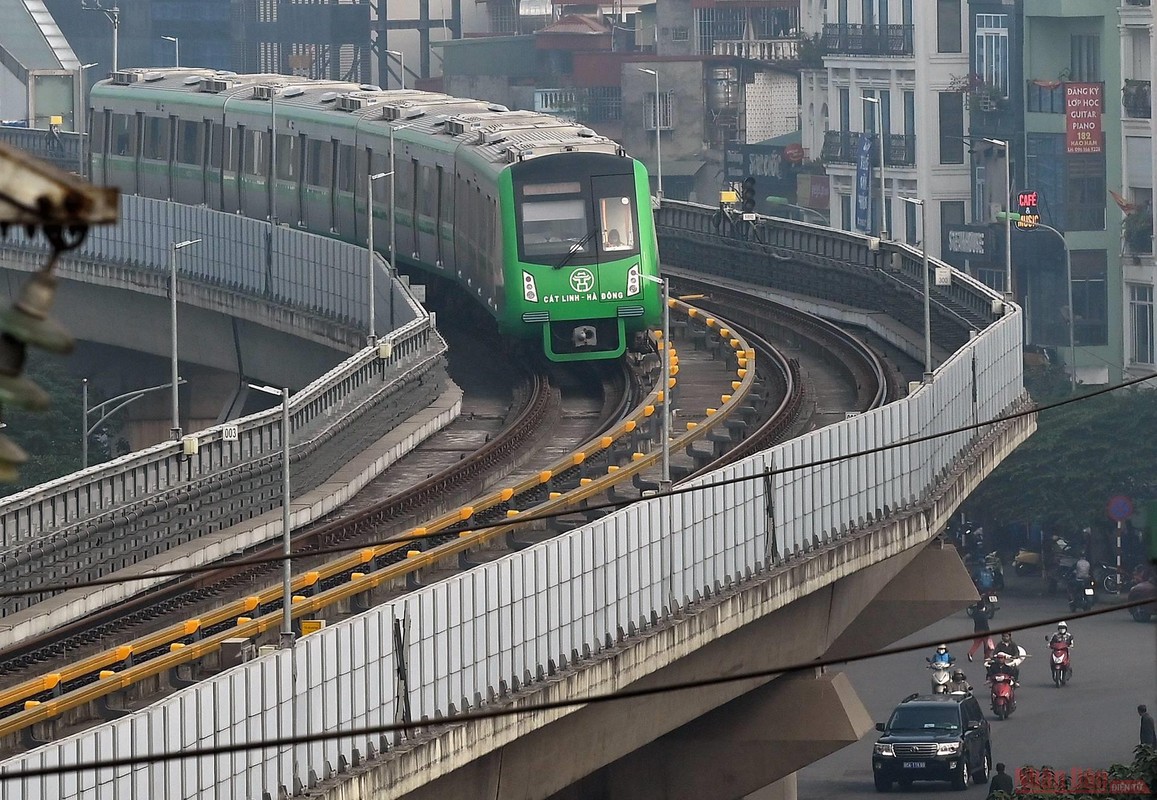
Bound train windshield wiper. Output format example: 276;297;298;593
553;227;600;270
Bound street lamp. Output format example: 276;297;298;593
249;382;294;649
161;35;179;68
765;195;830;226
83;3;120;73
900;197;933;380
389;122;417;273
82;378;186;467
386;50;405;90
997;212;1076;391
984;138;1013;300
640;273;671;490
862;95;887;239
638;68;663;200
169;238;201;440
367;170;392;343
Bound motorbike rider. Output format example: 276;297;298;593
1049;621;1074;648
995;634;1022;680
947;669;972;694
1069;553;1093;604
986;651;1019;686
929;643;955;668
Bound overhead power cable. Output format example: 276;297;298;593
1;371;1153;601
0;598;1152;781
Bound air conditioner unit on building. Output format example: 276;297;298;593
989;202;1004;222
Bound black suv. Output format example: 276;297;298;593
871;693;991;792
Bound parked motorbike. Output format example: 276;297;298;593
1014;547;1042;576
1046;638;1072;687
984;551;1005;590
1127;573;1157;622
1069;576;1096;612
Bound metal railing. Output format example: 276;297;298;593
821;130;916;167
0;126;84;175
1124;80;1152;119
0;204;1029;799
712;38;800;61
822;23;914;57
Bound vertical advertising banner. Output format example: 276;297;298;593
1065;82;1103;154
854;132;874;232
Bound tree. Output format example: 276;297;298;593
0;356;111;496
989;746;1156;799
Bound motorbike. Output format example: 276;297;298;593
1014;546;1041;576
927;660;953;694
1093;562;1125;595
1127;573;1157;622
989;672;1017;718
1047;638;1072;687
1068;576;1096;612
984;551;1005;590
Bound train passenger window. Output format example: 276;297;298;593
276;134;296;180
418;165;437;217
521;199;588;257
142;116;169;161
306;139;332;186
244;130;267;176
600;196;635;252
337;144;355;192
110;114;135;156
176;120;202;165
91;110;107;155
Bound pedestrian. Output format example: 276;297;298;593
1140;704;1156;746
987;762;1015;799
967;597;991;662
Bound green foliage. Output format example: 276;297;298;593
963;385;1157;533
989;746;1156;799
0;356;109;497
1124;207;1153;254
798;33;827;69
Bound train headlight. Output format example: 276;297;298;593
522;271;538;303
626;264;641;297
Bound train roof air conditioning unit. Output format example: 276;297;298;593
200;78;235;93
338;94;380;112
111;71;141;86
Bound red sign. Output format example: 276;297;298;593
784;143;805;164
1065;82;1103;154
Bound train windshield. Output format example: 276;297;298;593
521;192;590;258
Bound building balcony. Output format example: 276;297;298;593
821;23;913;57
712;38;800;62
534;87;622;124
1123;80;1152;119
822;130;916;167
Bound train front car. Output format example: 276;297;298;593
502;153;661;362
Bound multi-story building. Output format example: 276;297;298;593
1119;0;1155;379
801;0;972;256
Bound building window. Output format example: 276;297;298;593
644;92;674;130
672;27;689;42
839;87;850;131
938;93;964;164
972;163;987;222
937;0;961;54
1067;154;1106;232
905;198;917;245
841;193;853;231
1070;35;1100;82
974;14;1009;97
1071;250;1108;346
1130;283;1155;365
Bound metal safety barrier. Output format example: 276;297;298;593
0;208;1028;799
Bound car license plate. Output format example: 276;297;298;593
988;595;999;603
1084;588;1095;595
903;761;926;769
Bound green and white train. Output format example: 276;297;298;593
89;69;662;361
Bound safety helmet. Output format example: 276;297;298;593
952;670;966;680
1058;621;1068;630
937;644;948;652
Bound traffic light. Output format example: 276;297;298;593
741;177;757;213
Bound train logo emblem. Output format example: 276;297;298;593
569;268;595;293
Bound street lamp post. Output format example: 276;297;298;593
984;138;1013;300
250;382;294;649
764;196;830;226
641;274;671;489
386;50;405;90
169;238;201;440
83;4;120;73
900;197;933;380
997;213;1076;391
638;68;663;199
367;170;391;343
161;35;179;68
82;378;186;467
862;95;887;239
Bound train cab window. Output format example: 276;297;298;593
142;116;168;160
600;196;635;252
520;181;588;259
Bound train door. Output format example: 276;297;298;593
409;157;420;260
199;118;212;206
276;128;300;225
435;165;445;267
295;133;308;227
166;115;177;201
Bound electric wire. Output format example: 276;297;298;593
0;598;1151;781
2;370;1154;601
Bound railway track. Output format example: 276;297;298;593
0;288;896;750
